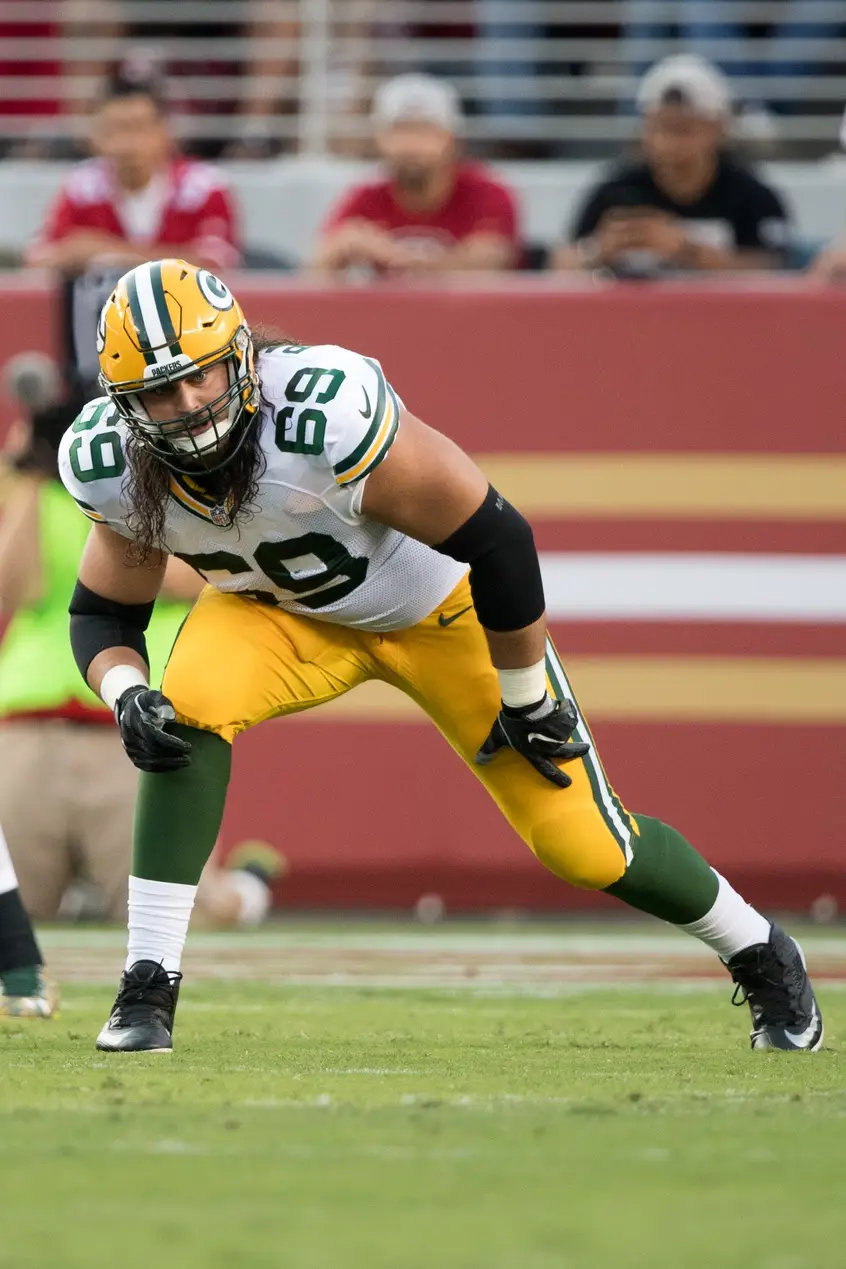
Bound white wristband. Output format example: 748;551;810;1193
100;664;149;714
497;659;547;710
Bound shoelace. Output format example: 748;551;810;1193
111;971;182;1026
729;949;803;1027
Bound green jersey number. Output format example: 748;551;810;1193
176;532;368;611
275;366;346;456
68;401;126;485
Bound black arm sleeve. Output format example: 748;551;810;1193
68;580;154;684
433;485;545;633
570;183;612;241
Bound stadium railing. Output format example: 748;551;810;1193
1;1;846;157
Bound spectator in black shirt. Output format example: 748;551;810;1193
554;55;790;277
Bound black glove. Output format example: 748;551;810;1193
475;695;590;789
115;686;192;773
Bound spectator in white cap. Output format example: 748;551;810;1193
313;73;519;276
554;55;790;276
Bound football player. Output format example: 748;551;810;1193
60;259;822;1053
0;823;57;1018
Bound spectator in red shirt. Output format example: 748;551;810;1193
26;72;240;275
313;74;519;276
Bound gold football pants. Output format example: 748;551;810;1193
163;576;635;890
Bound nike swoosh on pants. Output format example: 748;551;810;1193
438;605;473;628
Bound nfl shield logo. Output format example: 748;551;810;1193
211;503;232;527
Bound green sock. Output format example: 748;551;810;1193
605;814;719;924
0;887;43;991
1;965;41;996
133;725;232;885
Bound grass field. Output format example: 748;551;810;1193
2;921;845;1269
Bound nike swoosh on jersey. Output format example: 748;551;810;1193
437;605;473;628
359;385;373;419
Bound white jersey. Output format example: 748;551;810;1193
58;343;466;631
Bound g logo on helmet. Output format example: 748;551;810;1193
197;270;234;311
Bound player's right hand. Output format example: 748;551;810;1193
475;695;590;789
115;686;192;773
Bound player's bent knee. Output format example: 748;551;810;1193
530;818;627;891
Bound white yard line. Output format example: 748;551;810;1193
34;925;846;991
37;927;846;955
50;980;846;998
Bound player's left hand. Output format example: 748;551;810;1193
475;696;590;789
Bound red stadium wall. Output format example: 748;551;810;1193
1;279;844;913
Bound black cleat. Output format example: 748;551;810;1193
96;960;181;1053
726;924;823;1052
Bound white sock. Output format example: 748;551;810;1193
126;876;197;975
227;870;272;927
0;822;18;897
679;871;771;960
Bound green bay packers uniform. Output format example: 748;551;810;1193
63;259;823;1056
60;343;634;889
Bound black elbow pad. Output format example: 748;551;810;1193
69;580;154;683
433;485;545;632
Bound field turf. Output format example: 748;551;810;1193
1;922;845;1269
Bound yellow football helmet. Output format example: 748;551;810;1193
97;258;259;473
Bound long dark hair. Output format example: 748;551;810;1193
124;325;296;563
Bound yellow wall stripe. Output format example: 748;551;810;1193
289;657;846;725
163;452;845;517
476;454;846;519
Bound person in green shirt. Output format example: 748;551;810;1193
0;386;283;934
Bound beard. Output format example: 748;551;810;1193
390;161;437;194
121;327;294;561
123;416;265;562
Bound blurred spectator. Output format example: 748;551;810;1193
313;74;519;276
25;71;240;275
0;356;282;927
554;56;790;276
0;363;191;922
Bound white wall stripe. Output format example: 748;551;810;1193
545;639;633;864
539;553;846;622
